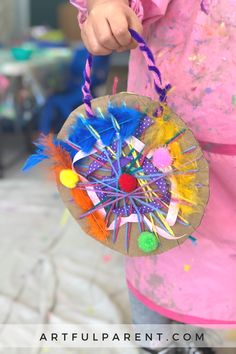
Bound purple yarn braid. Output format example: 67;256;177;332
81;29;171;115
129;29;171;102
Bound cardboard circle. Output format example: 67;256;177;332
58;92;209;256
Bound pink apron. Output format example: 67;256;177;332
126;0;236;324
72;0;236;323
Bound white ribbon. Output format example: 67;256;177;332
70;136;181;232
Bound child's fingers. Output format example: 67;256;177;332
116;39;137;52
81;31;111;55
129;40;140;49
92;19;121;51
116;44;135;52
81;22;112;55
81;3;143;55
108;15;132;47
128;10;143;34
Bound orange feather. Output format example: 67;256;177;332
40;134;72;183
72;188;109;241
41;134;72;170
41;134;109;241
40;134;109;241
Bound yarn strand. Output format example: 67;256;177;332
81;29;172;115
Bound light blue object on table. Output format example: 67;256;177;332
11;47;34;61
0;46;72;76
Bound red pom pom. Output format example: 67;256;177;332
118;173;138;193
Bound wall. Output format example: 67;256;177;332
30;0;66;28
0;0;29;42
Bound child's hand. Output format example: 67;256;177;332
81;0;143;55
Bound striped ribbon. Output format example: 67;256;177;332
81;53;94;117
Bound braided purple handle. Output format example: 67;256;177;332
82;28;171;117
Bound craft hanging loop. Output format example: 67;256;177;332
81;29;172;117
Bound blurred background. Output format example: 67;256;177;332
0;1;135;353
0;0;129;178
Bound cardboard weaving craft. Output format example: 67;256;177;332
24;30;209;257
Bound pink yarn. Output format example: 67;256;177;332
0;75;9;94
81;55;94;117
152;147;172;169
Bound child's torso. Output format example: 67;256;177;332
128;0;236;144
126;0;236;323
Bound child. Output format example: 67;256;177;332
71;0;236;352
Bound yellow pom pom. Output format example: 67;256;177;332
59;169;79;189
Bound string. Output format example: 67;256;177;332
81;29;172;116
81;53;94;117
129;29;171;102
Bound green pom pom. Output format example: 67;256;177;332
138;231;160;253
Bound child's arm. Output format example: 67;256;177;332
72;0;143;55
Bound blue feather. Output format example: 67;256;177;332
23;106;144;171
22;134;77;172
58;140;78;157
22;153;48;171
67;105;144;153
108;105;144;140
68;116;96;153
22;137;49;171
92;118;115;146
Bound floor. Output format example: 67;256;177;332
0;165;138;354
